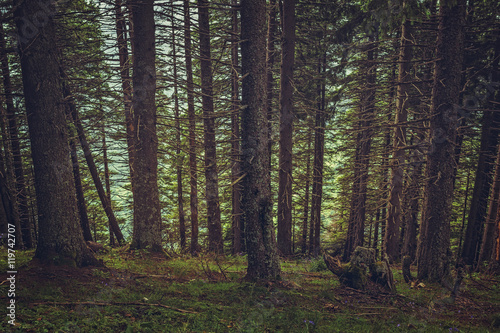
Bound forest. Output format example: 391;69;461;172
0;0;499;331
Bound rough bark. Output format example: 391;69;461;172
277;0;295;256
417;0;466;282
130;0;162;251
198;0;223;254
14;0;98;266
241;0;281;281
183;0;199;255
301;129;312;253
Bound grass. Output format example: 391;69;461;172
1;248;499;332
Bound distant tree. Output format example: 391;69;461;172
241;0;281;281
14;0;98;266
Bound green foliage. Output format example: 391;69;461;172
308;257;328;272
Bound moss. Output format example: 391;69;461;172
339;263;367;289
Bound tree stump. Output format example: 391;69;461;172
324;246;396;292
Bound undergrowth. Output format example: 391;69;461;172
0;248;499;332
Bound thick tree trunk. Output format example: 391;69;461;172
277;0;295;256
198;0;223;254
231;0;243;255
14;0;98;266
385;14;413;263
241;0;281;281
130;0;162;252
417;0;466;282
183;0;199;256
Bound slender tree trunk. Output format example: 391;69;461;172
69;134;93;242
129;0;162;251
0;110;23;248
171;1;186;251
61;76;124;245
301;128;312;253
417;0;466;282
102;125;115;246
266;0;278;167
0;22;31;248
14;0;98;266
385;13;413;263
183;0;199;255
241;0;281;281
344;35;378;260
197;0;223;253
277;0;295;256
114;0;135;189
310;54;327;257
478;143;500;266
231;0;243;254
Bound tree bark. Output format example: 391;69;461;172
241;0;281;281
130;0;162;251
0;22;31;248
417;0;466;282
183;0;199;256
197;0;223;254
385;13;413;263
14;0;98;266
171;1;186;251
230;0;243;254
277;0;295;256
344;35;378;260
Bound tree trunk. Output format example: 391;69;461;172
277;0;295;256
385;14;412;263
61;76;124;245
301;128;312;254
114;0;135;191
130;0;162;252
102;124;115;246
310;54;327;257
266;0;278;168
231;0;243;254
183;0;200;256
478;143;500;266
344;35;378;260
14;0;98;266
198;0;223;254
69;134;93;243
417;0;466;282
0;23;32;248
171;1;186;251
461;35;500;266
241;0;281;281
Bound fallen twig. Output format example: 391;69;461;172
30;301;198;314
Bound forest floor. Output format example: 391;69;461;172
0;248;499;332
